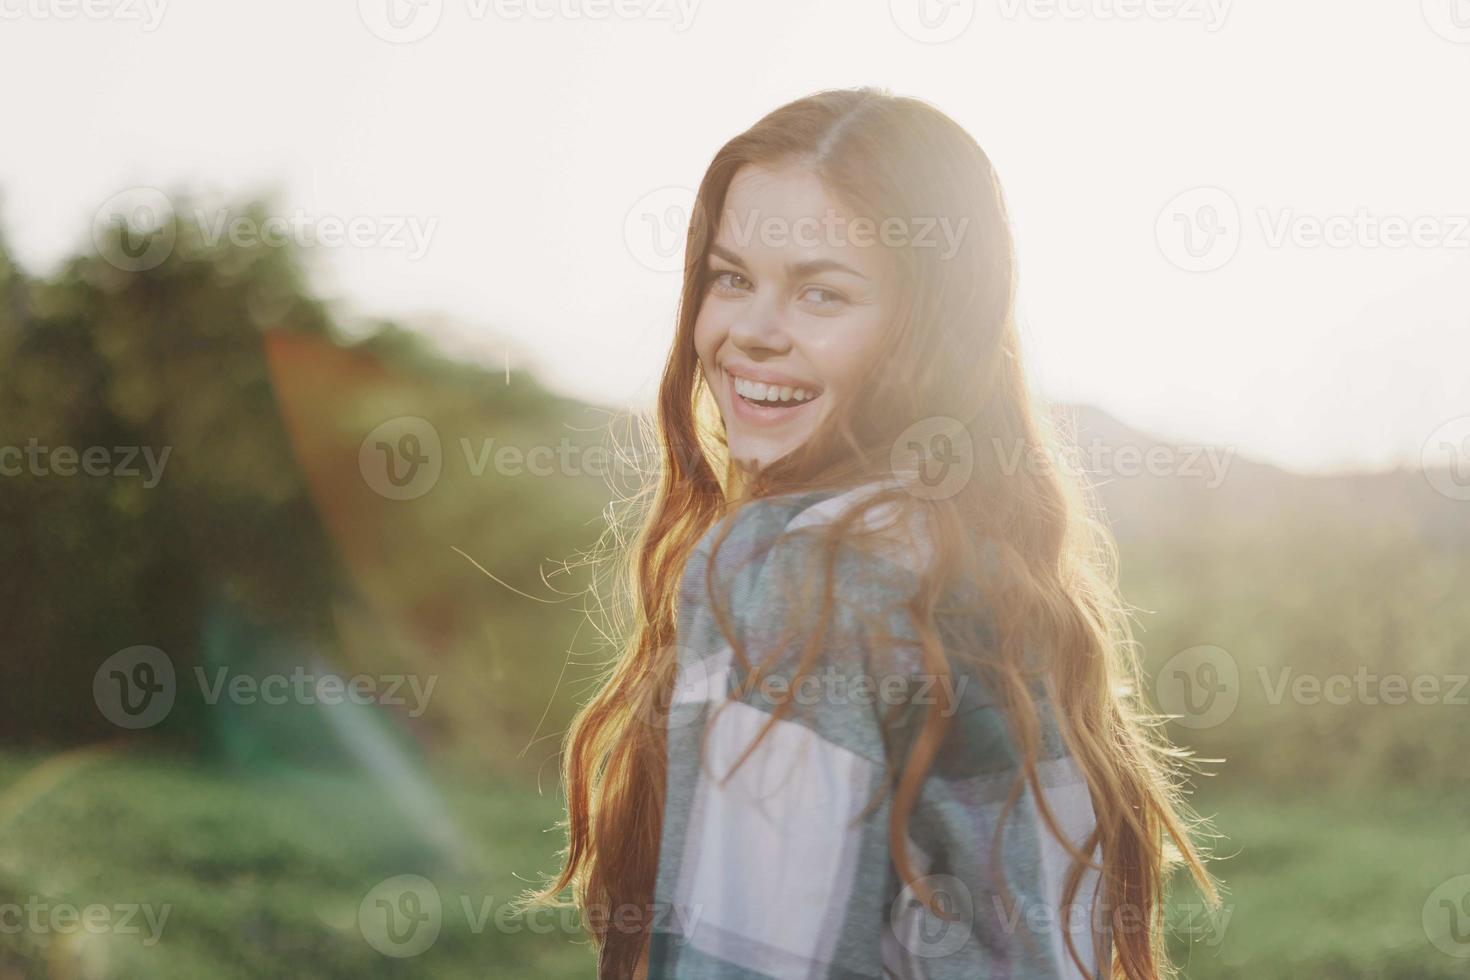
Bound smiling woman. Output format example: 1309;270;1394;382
695;164;890;471
529;86;1220;980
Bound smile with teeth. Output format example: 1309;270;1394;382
731;372;820;407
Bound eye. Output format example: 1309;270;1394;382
708;270;751;295
798;285;848;311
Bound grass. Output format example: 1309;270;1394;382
0;748;593;979
1165;783;1470;979
0;749;1466;978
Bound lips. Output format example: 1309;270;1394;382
723;366;822;425
725;365;821;400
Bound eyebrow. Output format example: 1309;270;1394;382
706;243;870;283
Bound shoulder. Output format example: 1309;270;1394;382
707;481;937;585
696;484;944;678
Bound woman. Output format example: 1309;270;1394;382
530;86;1218;979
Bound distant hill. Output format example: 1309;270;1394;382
1059;403;1468;551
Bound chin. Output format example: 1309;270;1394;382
727;436;797;473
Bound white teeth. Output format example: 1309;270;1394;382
732;373;818;404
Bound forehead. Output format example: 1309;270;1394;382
720;164;841;226
712;165;885;281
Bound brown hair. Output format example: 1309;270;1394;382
529;86;1218;978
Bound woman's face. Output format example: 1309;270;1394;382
693;164;890;473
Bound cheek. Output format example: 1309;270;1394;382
801;317;886;392
692;306;724;368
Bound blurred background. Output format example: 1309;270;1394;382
1;2;1467;977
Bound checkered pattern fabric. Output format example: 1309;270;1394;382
643;485;1110;979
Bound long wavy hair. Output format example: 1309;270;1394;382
529;86;1219;979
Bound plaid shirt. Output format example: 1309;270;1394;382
641;484;1109;979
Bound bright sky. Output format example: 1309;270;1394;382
2;0;1466;473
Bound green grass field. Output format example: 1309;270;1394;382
1;749;1466;979
0;749;592;979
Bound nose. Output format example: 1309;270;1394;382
727;296;792;358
